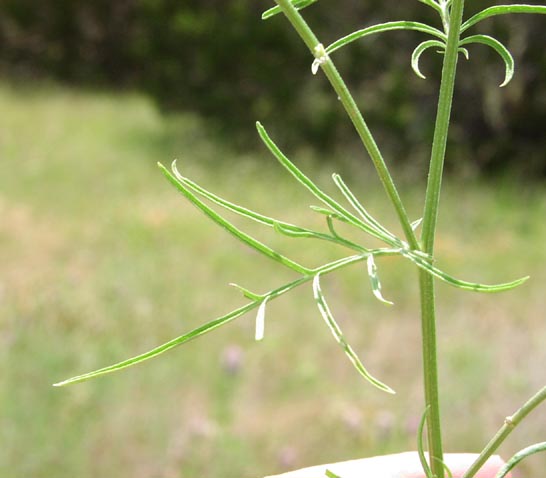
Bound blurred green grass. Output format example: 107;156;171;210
0;81;545;478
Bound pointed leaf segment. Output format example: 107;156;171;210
417;407;434;478
55;123;528;387
416;405;456;478
313;274;395;394
255;297;269;341
367;255;394;305
495;442;546;478
459;35;514;87
461;5;546;33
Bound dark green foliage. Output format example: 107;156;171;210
0;0;544;174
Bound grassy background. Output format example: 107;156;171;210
1;81;545;478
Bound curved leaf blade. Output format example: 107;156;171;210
404;251;529;293
411;40;446;79
495;442;546;478
462;5;546;33
460;34;514;87
255;297;269;341
367;255;394;305
312;274;395;394
326;21;446;55
417;407;434;478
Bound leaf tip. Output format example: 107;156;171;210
255;298;269;341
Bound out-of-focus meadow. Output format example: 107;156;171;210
1;80;545;478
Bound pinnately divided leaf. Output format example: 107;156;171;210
459;34;514;87
312;274;395;394
54;252;372;386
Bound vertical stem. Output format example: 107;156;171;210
420;1;466;477
273;0;419;249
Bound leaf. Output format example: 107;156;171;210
272;221;324;240
403;250;529;293
331;173;401;246
159;162;311;275
417;407;434;478
411;40;446;80
411;218;423;231
495;442;546;478
459;35;514;87
310;205;337;216
53;302;259;386
323;216;370;253
171;161;361;251
325;470;342;478
459;47;470;60
229;283;263;301
172;160;312;235
462;5;546;33
55;254;374;387
440;461;454;478
312;274;395;394
326;21;446;55
255;298;269;341
256;122;378;235
262;0;318;20
366;255;394;305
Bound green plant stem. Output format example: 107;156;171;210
419;1;466;477
273;0;419;250
462;385;546;478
